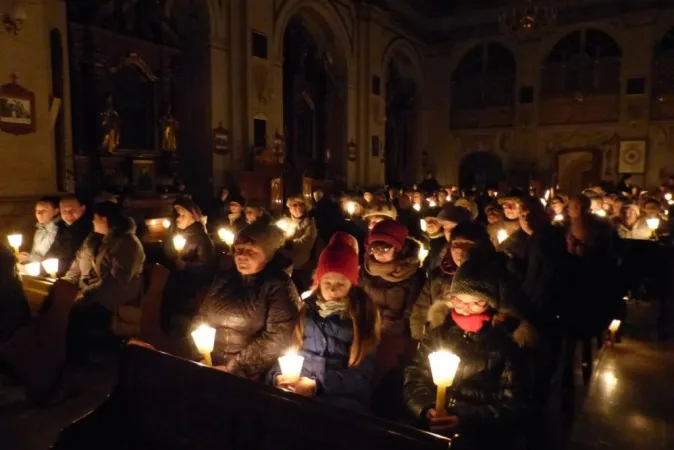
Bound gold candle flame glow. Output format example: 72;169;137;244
162;219;171;229
218;228;235;246
173;235;187;252
25;262;41;277
497;229;508;244
608;319;621;334
8;234;22;251
42;258;59;278
428;351;461;417
647;217;660;230
420;219;427;232
278;350;304;384
191;324;216;366
346;201;356;216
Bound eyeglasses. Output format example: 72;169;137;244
449;296;487;312
369;245;394;255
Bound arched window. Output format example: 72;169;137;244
541;29;621;98
651;28;674;119
451;43;515;129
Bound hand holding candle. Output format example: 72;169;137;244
420;219;427;232
346;201;356;217
497;229;508;244
191;324;216;367
173;234;186;259
278;350;304;384
275;218;297;238
428;350;461;416
418;245;429;266
25;261;41;277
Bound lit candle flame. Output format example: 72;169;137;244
497;229;508;244
300;290;314;301
275;218;297;238
554;214;564;222
8;234;22;251
25;262;41;277
217;228;235;246
173;235;187;252
413;203;421;212
428;350;461;417
544;189;551;201
540;198;547;207
608;319;621;334
420;219;427;232
418;245;429;265
162;219;171;229
346;201;356;216
191;324;216;366
647;217;660;230
42;258;59;278
278;350;305;384
666;193;672;201
595;209;607;218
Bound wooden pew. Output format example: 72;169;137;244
0;279;79;403
52;344;455;450
21;274;55;314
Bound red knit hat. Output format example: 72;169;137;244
367;219;408;252
313;231;360;286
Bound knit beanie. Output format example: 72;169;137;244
437;203;473;223
367;219;409;251
363;200;398;221
313;231;360;286
448;258;499;309
234;221;285;262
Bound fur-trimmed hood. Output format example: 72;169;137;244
427;300;538;348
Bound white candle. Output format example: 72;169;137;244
25;262;41;277
608;319;621;334
346;201;356;216
8;234;22;252
413;203;421;212
42;258;59;278
300;290;314;301
217;228;235;246
173;234;187;252
497;229;508;244
420;219;427;232
647;217;660;230
428;350;461;417
278;351;304;384
418;245;429;265
540;198;547;207
553;214;564;222
191;324;216;367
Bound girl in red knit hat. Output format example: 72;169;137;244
267;231;381;412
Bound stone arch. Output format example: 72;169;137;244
540;24;623;61
273;0;353;79
448;39;518;74
382;38;424;93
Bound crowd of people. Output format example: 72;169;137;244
2;170;673;450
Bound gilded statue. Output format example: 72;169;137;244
100;96;120;153
160;105;179;152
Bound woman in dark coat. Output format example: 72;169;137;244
193;221;299;380
267;232;380;412
404;259;533;450
161;197;215;332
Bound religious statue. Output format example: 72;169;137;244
160;105;179;153
100;96;120;153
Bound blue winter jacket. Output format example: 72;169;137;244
267;296;376;412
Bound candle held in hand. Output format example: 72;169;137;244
42;258;59;278
191;324;216;367
553;214;564;222
8;234;22;252
420;219;427;232
173;235;187;252
418;245;429;265
428;350;461;416
162;219;171;229
647;217;660;230
346;201;356;216
413;203;421;212
218;228;235;246
497;229;508;244
608;319;621;334
25;262;41;277
278;351;304;384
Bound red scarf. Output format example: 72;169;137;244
451;310;491;333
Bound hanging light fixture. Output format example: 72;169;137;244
499;0;557;41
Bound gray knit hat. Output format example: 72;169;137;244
448;259;499;308
234;221;285;262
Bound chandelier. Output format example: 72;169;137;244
499;0;557;41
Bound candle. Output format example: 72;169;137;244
595;209;607;218
276;218;296;238
544;189;551;201
173;234;187;255
300;290;314;301
418;245;429;265
608;319;621;334
420;219;427;232
8;234;22;253
278;350;305;384
346;201;356;216
413;203;421;212
162;219;171;229
428;200;437;208
665;193;672;201
428;351;461;416
497;229;508;244
553;214;564;222
191;324;216;367
217;227;235;246
25;261;41;277
42;258;59;278
646;217;660;230
540;198;547;207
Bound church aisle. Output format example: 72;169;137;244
569;338;674;450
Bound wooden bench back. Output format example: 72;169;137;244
53;344;452;450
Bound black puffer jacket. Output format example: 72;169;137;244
194;253;299;378
403;314;532;449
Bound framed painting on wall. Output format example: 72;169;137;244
132;160;156;193
618;140;647;174
0;79;36;135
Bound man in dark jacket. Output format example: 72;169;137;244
403;259;533;450
46;195;92;276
